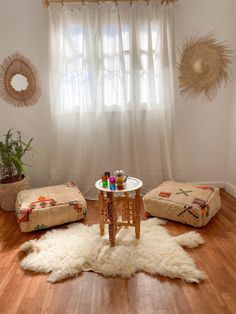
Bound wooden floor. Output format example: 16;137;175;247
0;190;236;314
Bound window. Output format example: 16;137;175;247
60;20;160;113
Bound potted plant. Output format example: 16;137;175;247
0;129;33;211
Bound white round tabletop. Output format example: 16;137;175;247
95;176;143;193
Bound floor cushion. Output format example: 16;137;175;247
143;181;221;227
16;182;87;232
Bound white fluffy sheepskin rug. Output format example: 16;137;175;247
20;218;206;283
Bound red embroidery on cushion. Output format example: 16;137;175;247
66;182;77;187
50;199;57;206
73;203;82;213
159;192;171;198
16;197;57;224
38;196;46;202
192;198;210;216
16;207;33;223
197;185;214;192
17;215;28;223
30;197;57;209
66;182;81;194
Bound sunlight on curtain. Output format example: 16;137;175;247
48;1;184;199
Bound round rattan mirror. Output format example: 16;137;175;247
0;52;41;107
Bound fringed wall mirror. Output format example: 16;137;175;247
0;52;41;107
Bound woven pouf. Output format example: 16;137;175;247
143;181;221;227
16;182;87;232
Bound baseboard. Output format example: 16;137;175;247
190;181;236;198
225;182;236;198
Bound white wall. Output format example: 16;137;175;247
0;0;235;189
175;0;236;184
226;1;236;189
228;64;236;187
0;0;50;187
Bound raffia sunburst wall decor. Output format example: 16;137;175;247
0;52;41;107
178;34;233;101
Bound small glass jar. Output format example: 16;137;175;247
102;175;108;188
109;176;116;190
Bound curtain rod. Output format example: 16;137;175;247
43;0;177;8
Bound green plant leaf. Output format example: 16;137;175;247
9;155;24;177
0;129;35;180
22;138;33;156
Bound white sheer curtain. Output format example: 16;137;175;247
48;1;184;199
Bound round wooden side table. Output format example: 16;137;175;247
95;177;143;246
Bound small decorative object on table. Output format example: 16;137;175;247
95;176;143;246
109;176;116;190
104;171;110;179
102;175;108;188
116;175;124;190
114;169;128;184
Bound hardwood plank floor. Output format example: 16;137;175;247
0;190;235;314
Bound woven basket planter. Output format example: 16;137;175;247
0;176;30;212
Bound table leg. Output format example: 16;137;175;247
124;192;129;228
99;191;105;236
135;188;141;239
107;192;117;246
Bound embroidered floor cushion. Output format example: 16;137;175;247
143;181;221;227
16;183;87;232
